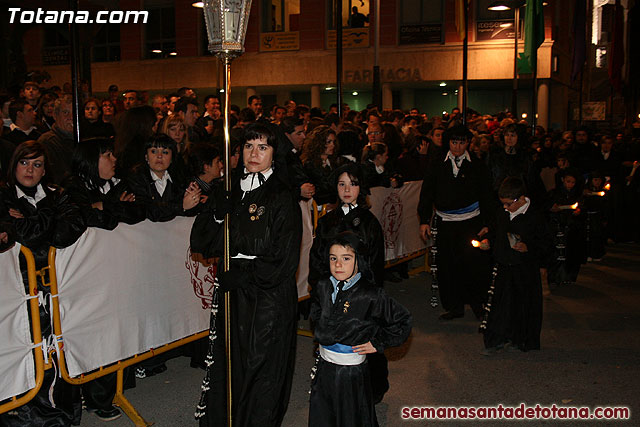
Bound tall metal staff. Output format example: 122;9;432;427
201;1;252;426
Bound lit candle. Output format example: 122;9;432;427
604;183;611;191
597;191;605;197
471;240;480;248
571;202;579;210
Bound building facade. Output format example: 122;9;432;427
2;0;632;130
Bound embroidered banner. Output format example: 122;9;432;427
369;180;426;261
0;244;36;401
55;218;210;377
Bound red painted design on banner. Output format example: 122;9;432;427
185;247;216;309
382;193;403;249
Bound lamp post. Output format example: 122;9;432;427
201;1;252;425
488;0;525;117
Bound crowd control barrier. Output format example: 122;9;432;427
0;246;46;415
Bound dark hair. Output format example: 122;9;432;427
174;97;198;115
243;122;278;149
443;124;473;146
239;107;256;123
177;87;194;98
280;116;304;134
114;105;157;171
83;97;102;118
247;95;261;105
498;176;526;200
204;94;220;104
144;134;178;172
7;141;51;188
167;92;179;100
301;125;337;167
326;231;373;283
188;143;220;176
9;99;29;123
362;142;387;163
333;163;368;204
72;138;115;190
123;89;138;97
324;113;340;127
36;92;58;118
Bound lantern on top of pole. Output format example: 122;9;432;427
200;1;253;425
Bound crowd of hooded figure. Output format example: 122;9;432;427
1;80;639;427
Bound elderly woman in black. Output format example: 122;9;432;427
195;123;302;427
0;140;86;426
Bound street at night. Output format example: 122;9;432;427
80;243;639;427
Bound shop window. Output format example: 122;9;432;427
92;24;120;62
328;0;370;30
400;0;442;25
42;27;70;65
399;0;443;45
262;0;300;32
145;2;176;59
476;0;517;42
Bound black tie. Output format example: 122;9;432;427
241;171;266;188
455;156;462;168
335;280;345;304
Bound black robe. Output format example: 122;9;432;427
309;205;385;288
309;277;411;427
418;153;495;313
127;167;197;222
303;160;337;206
63;175;145;229
198;172;302;427
546;187;585;285
0;183;86;427
482;204;552;351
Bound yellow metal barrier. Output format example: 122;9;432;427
45;248;209;427
0;247;46;415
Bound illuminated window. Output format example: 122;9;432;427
262;0;300;32
328;0;370;30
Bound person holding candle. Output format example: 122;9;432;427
418;124;495;320
547;168;586;287
478;177;553;355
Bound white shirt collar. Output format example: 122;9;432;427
445;150;471;177
240;167;273;193
98;177;121;194
341;203;358;215
150;169;172;196
508;197;531;221
15;184;47;207
9;123;37;134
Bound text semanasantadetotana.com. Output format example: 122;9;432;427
401;403;630;420
8;8;148;24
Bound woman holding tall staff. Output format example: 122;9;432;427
194;123;302;426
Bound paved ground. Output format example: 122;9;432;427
81;244;639;427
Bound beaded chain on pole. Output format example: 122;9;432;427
428;215;439;308
478;265;499;332
195;277;220;419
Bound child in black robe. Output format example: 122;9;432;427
479;177;553;354
546;168;586;286
582;171;608;261
309;232;411;427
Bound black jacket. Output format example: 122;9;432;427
309;205;385;288
310;276;411;353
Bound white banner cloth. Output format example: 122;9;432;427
55;218;210;377
0;244;36;402
295;199;314;300
369;181;426;261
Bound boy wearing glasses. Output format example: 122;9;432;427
478;177;552;355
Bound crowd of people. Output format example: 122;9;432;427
1;76;639;426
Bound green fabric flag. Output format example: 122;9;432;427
523;0;545;72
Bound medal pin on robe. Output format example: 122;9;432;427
343;301;350;313
249;204;266;221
